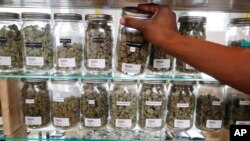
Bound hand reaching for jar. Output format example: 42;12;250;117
120;4;250;94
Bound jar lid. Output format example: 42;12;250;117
171;81;196;85
199;81;222;86
51;78;78;83
83;79;108;83
113;79;137;85
85;14;113;21
122;7;152;19
54;13;82;20
21;78;48;83
0;12;19;19
143;80;166;84
178;16;207;23
230;18;250;25
22;12;51;20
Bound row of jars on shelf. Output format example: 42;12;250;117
1;7;249;77
16;78;250;132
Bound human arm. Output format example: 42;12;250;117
120;4;250;94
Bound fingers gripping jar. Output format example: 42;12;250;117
0;12;23;73
226;18;250;48
22;13;53;74
115;7;151;76
176;16;206;78
110;80;138;131
53;13;84;75
84;14;113;76
138;80;167;131
21;78;50;128
196;81;224;131
81;79;109;130
166;81;196;131
51;79;80;129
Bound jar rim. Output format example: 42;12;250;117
142;80;166;84
122;7;152;19
171;80;196;85
85;14;113;21
230;18;250;25
199;81;223;86
0;12;19;19
112;79;137;85
54;13;82;21
178;16;207;23
22;12;51;20
51;78;78;83
82;79;108;83
21;78;48;83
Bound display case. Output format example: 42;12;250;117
0;0;249;141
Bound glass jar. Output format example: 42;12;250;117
115;7;151;76
224;86;250;129
54;13;84;75
51;79;80;129
110;80;138;130
21;78;50;128
22;12;53;74
84;14;113;76
166;81;196;131
138;80;167;131
225;18;250;48
81;79;109;130
196;81;224;131
175;16;206;78
0;12;22;73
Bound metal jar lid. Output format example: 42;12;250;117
22;12;51;20
113;79;137;85
122;7;152;19
85;14;113;21
171;81;196;85
54;13;82;21
230;18;250;25
0;12;19;19
178;16;207;23
82;79;108;84
143;80;166;84
21;78;48;83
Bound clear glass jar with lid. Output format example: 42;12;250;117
166;81;196;131
115;7;151;76
138;80;167;131
81;79;109;130
0;12;22;73
110;80;138;131
225;18;250;48
196;81;224;131
53;13;84;75
84;14;113;76
224;86;250;129
21;78;50;128
175;16;207;78
50;79;80;129
22;12;53;74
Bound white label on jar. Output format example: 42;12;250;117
0;117;3;125
146;119;162;128
26;57;44;66
0;56;11;66
115;119;131;128
146;101;162;106
236;121;250;125
25;99;35;104
121;63;141;74
25;116;42;125
206;120;222;129
185;64;195;70
240;101;250;105
53;97;64;103
116;101;130;106
85;118;101;127
54;117;70;127
88;59;105;68
130;47;136;52
88;100;95;105
212;101;221;106
177;103;189;108
58;58;76;67
153;59;170;69
174;119;191;128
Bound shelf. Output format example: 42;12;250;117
0;0;250;12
